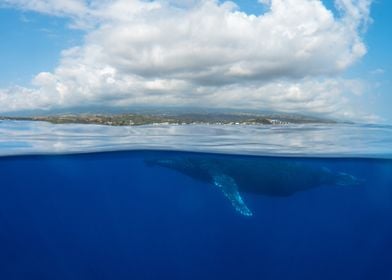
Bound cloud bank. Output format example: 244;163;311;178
0;0;373;119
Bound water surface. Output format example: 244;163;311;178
1;121;391;158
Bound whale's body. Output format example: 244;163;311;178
146;155;361;216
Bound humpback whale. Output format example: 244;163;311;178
145;155;361;216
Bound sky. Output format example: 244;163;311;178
0;0;390;122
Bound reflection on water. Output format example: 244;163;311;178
0;121;392;158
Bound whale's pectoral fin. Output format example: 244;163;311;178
213;174;253;217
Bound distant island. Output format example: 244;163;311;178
0;112;338;126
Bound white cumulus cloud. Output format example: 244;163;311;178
0;0;374;120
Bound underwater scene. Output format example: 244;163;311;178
2;0;392;278
0;121;392;279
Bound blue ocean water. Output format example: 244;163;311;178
0;121;392;280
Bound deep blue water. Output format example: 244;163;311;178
0;150;392;280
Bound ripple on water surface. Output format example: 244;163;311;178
0;121;391;158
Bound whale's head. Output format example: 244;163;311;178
335;172;364;186
145;156;213;183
